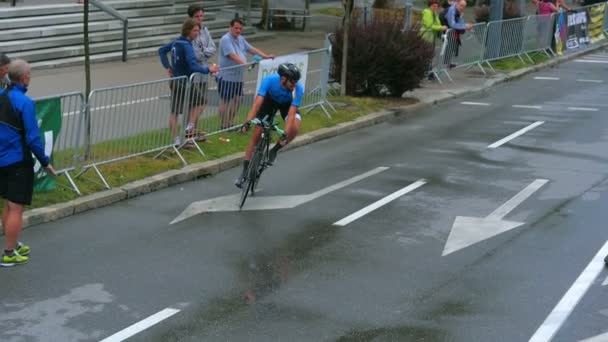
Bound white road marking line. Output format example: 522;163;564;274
512;105;542;109
100;308;180;342
574;59;608;64
528;240;608;342
487;179;549;220
568;107;599;112
576;79;604;83
460;102;490;106
580;331;608;342
534;77;560;80
488;121;544;149
333;179;426;227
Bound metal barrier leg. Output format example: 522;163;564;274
517;54;528;65
92;165;111;190
75;165;111;190
524;52;535;63
484;61;496;74
63;171;82;196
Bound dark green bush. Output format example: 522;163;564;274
330;20;434;97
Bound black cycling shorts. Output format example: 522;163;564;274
255;94;300;122
0;161;34;205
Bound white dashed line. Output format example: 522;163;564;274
568;107;599;112
488;121;544;149
528;241;608;342
575;59;608;64
534;77;560;80
576;79;604;83
100;308;180;342
460;102;490;106
333;179;427;227
512;105;542;109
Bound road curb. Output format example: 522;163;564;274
16;44;608;231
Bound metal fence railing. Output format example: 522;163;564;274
431;1;608;83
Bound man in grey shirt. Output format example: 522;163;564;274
184;4;217;138
217;18;274;129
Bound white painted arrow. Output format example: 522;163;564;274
442;179;549;256
170;167;390;224
580;331;608;342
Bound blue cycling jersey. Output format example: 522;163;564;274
257;74;304;107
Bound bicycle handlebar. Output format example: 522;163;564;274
242;117;285;138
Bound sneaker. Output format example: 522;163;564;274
16;242;30;256
1;251;29;267
234;176;245;189
185;123;194;133
173;136;181;146
268;148;278;166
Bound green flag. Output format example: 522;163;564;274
33;97;62;192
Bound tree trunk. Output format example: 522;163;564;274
258;0;269;28
84;0;91;158
340;0;354;96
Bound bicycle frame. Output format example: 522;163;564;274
239;118;283;209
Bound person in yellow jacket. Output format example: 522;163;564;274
420;0;447;44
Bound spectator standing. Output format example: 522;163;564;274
443;0;472;67
185;4;216;137
217;18;274;130
0;53;10;89
421;0;448;44
159;19;219;146
0;59;56;267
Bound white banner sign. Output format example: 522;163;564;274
255;53;309;93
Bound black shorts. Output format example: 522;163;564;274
169;80;207;115
0;161;34;206
256;94;300;122
218;79;244;101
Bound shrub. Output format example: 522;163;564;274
330;20;434;97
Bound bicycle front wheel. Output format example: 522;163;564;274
239;147;263;209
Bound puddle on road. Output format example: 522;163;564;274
0;283;114;342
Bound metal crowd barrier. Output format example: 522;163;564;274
79;77;187;189
34;92;86;195
520;13;556;61
434;2;608;82
441;22;488;76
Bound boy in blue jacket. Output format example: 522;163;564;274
159;18;219;146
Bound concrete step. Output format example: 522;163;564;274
0;0;234;18
0;5;228;30
0;12;232;42
0;20;234;52
11;27;265;63
0;12;228;42
29;31;276;70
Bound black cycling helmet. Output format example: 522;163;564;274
277;63;301;83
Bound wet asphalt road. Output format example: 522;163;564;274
3;53;608;342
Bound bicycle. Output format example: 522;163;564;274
239;116;285;209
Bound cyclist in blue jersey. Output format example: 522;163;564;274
235;63;303;188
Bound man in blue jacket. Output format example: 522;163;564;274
159;18;219;146
0;59;56;267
